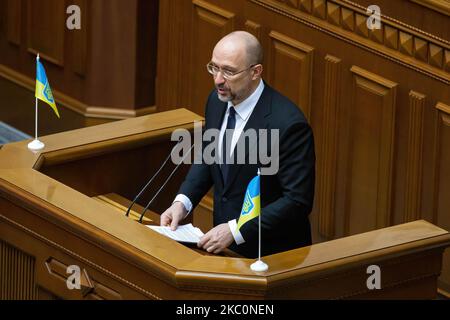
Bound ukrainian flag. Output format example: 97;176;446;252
237;175;261;231
36;59;60;118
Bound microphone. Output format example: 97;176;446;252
138;142;194;223
125;136;184;218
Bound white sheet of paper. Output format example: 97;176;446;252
147;223;204;243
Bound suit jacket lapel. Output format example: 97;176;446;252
222;85;272;195
209;99;227;131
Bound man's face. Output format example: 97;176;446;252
211;43;254;104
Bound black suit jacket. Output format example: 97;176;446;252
179;83;315;258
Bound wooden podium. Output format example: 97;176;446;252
1;109;449;300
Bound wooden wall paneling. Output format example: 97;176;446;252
0;204;155;300
44;256;122;299
317;54;341;240
351;0;449;40
267;30;314;120
155;0;186;109
135;0;159;108
6;0;21;45
0;0;159;120
384;26;398;50
85;0;138;109
433;102;450;293
354;13;369;38
312;0;327;20
326;1;341;26
27;0;65;66
409;0;450;16
251;0;450;84
340;6;354;31
444;50;450;73
189;0;235;116
344;66;398;236
429;44;443;69
69;0;87;76
245;20;262;41
0;0;3;39
37;286;60;300
1;240;38;300
298;0;312;13
403;91;426;222
84;0;158;114
414;37;428;62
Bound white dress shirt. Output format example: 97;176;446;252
174;79;265;245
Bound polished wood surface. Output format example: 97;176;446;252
94;193;158;225
0;0;159;118
1;109;449;299
96;193;242;258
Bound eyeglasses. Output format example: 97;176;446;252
206;62;256;80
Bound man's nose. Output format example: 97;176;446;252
214;72;226;85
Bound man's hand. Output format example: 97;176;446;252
198;223;234;254
160;202;187;230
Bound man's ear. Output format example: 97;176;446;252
252;64;263;80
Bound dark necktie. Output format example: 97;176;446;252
221;106;236;184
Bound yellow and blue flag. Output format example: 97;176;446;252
36;59;60;118
237;174;261;230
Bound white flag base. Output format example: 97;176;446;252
28;139;45;151
250;260;268;272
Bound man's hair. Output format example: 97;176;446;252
221;31;263;65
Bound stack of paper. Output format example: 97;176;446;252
147;223;204;243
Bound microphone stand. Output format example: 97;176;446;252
125;136;183;218
138;143;194;223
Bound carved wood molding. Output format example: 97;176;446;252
245;20;262;40
0;240;38;299
192;0;236;35
409;0;450;16
267;249;440;298
190;0;235;111
404;91;426;222
0;64;156;119
45;257;122;299
26;0;65;67
70;0;88;76
6;0;21;46
175;279;265;296
318;55;341;239
345;66;397;233
341;0;450;37
432;102;450;223
268;31;314;119
0;212;162;300
193;0;236;22
251;0;450;84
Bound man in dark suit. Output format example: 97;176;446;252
161;31;315;258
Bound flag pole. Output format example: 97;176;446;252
35;90;38;139
250;168;268;272
28;53;45;151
